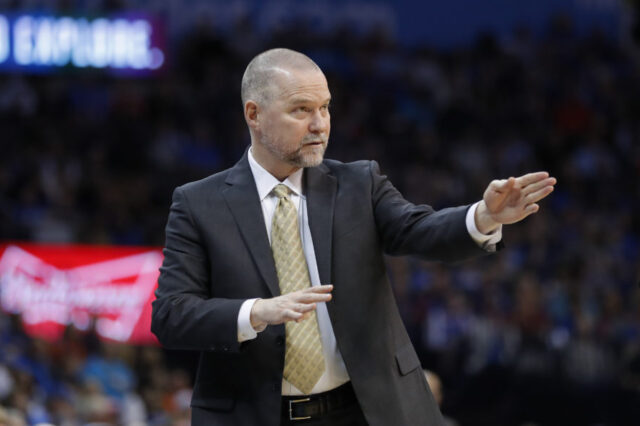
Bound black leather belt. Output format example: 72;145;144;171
281;382;358;421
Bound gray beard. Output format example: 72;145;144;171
261;134;328;168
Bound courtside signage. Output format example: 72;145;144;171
0;244;162;344
0;12;164;73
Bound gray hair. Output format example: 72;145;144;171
241;48;321;106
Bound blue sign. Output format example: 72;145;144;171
0;13;165;73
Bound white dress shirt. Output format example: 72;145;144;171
237;149;502;395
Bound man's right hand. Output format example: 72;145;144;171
250;285;333;331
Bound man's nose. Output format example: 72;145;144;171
309;110;328;133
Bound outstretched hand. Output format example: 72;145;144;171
475;172;557;234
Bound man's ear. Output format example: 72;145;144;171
244;100;259;129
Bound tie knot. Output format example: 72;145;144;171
273;184;291;199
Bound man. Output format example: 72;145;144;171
151;48;556;425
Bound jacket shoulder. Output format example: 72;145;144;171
322;158;376;179
175;168;231;195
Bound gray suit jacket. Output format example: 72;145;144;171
151;152;489;425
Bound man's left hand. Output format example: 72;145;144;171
475;171;557;234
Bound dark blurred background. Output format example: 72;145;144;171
0;0;639;424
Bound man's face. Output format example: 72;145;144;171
255;69;331;171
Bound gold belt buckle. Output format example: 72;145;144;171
289;397;311;421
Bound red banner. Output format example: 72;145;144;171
0;243;162;345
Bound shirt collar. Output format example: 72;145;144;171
248;148;304;201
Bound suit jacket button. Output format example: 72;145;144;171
276;336;284;346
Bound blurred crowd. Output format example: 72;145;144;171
0;9;639;426
0;315;192;425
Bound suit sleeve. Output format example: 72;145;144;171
370;161;488;262
151;186;244;352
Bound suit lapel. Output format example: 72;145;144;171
222;154;337;296
222;153;280;297
305;164;337;285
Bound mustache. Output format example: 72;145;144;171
301;134;328;145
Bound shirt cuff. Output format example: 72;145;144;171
466;202;502;252
237;298;263;342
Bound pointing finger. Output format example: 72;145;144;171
524;185;554;204
297;293;332;303
516;171;549;187
522;177;556;196
304;285;333;293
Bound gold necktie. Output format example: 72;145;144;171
271;184;325;394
